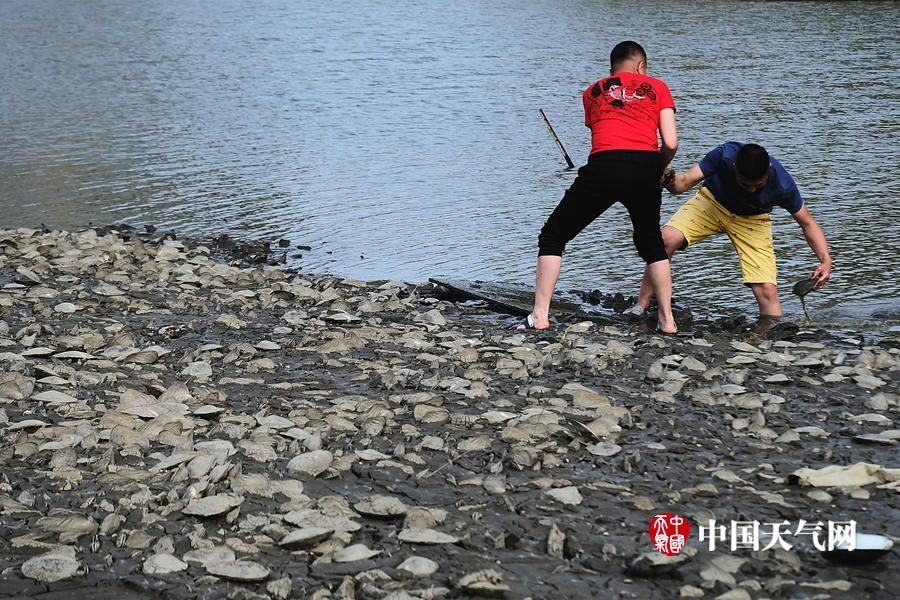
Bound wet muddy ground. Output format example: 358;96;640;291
0;228;897;600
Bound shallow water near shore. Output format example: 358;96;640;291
1;0;899;323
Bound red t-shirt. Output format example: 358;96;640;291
582;72;675;155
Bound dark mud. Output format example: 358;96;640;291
0;228;897;600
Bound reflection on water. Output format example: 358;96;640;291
1;0;898;321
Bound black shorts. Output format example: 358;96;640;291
538;150;668;264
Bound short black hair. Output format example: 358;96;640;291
610;41;647;70
735;144;770;180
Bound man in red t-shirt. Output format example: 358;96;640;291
521;41;679;333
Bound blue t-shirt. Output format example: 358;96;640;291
698;142;803;216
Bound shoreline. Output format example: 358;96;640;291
0;227;897;599
71;223;900;340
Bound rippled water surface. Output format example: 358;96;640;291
2;0;898;319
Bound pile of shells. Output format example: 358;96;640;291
0;227;897;599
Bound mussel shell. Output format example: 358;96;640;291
792;277;817;297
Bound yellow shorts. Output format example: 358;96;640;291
666;187;777;285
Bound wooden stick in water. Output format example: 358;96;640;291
539;109;575;169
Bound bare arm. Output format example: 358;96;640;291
659;108;678;167
791;204;832;287
664;163;705;194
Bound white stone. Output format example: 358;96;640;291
183;494;243;517
333;544;380;563
280;528;333;549
286;450;333;477
21;549;79;583
206;560;270;582
354;495;409;518
545;486;583;506
398;556;439;576
31;390;78;404
183;546;236;567
181;361;213;380
586;442;622;457
398;528;459;544
143;553;188;575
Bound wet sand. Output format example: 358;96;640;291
0;227;897;600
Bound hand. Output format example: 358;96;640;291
659;167;675;188
811;260;832;288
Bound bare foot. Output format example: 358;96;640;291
531;313;551;329
517;313;551;330
656;318;678;335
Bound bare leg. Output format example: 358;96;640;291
636;267;654;312
750;283;782;318
637;226;685;311
646;259;677;333
530;255;561;329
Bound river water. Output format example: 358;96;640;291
1;0;898;322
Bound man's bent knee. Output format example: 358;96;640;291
751;283;782;317
636;241;668;264
633;229;667;264
662;226;686;255
753;282;778;299
537;223;567;256
537;237;565;257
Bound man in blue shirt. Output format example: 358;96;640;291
629;142;832;318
